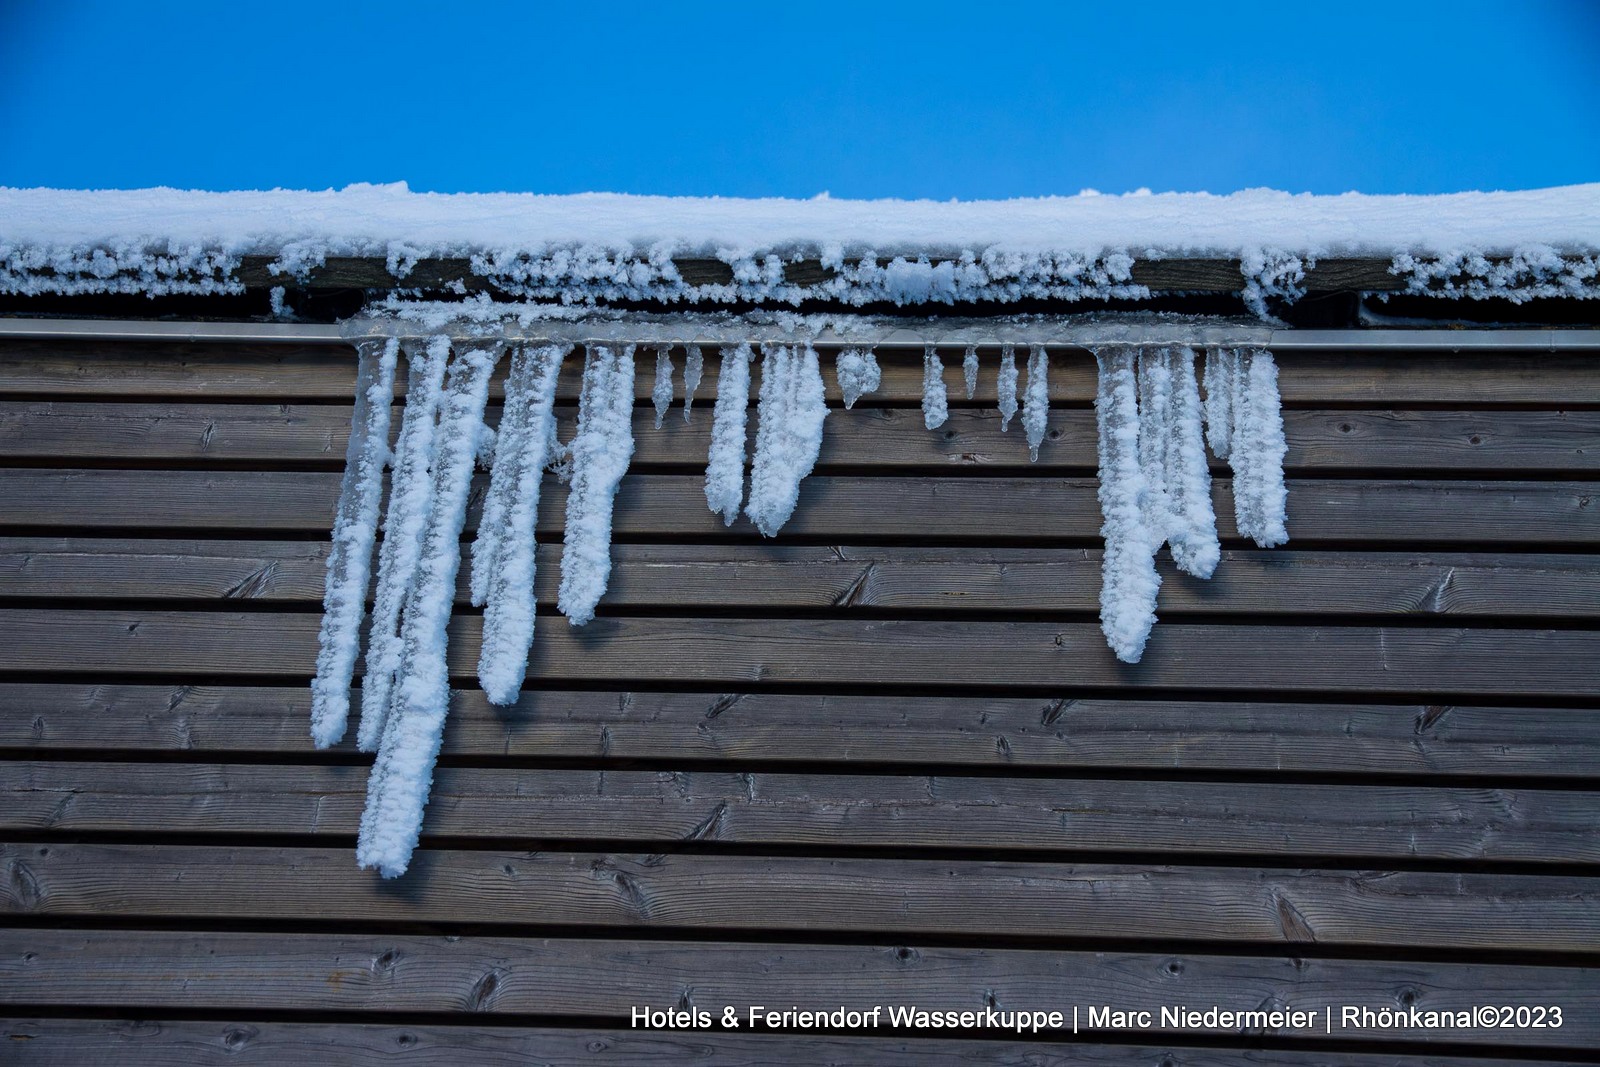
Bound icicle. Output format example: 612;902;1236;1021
470;349;525;609
1095;348;1161;664
309;337;399;749
652;345;675;429
1202;347;1236;459
355;339;501;878
922;344;948;430
545;417;573;483
1166;347;1221;578
1230;349;1289;547
474;424;497;468
1136;348;1175;543
1227;348;1249;463
962;345;979;400
1022;344;1050;460
705;342;754;523
557;344;638;626
356;335;450;753
682;343;704;421
746;343;829;537
997;343;1018;431
835;346;880;409
475;344;567;705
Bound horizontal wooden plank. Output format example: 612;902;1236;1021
2;470;1593;545
228;252;1410;294
2;1021;1560;1067
1;612;1595;696
5;339;1599;404
7;684;1596;778
3;402;1596;472
9;940;1587;1062
10;761;1598;863
5;843;1597;950
7;932;1595;1052
4;540;1597;619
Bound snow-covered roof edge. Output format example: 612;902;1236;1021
4;183;1598;313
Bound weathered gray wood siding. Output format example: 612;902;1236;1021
1;337;1597;1064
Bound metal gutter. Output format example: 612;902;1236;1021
0;319;344;345
1;317;1597;351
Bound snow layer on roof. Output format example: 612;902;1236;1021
3;182;1598;307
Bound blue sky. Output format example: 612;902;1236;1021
2;1;1595;198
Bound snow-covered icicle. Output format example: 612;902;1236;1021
356;335;451;753
1022;344;1050;460
835;347;880;409
682;343;703;421
922;344;948;429
962;345;979;399
1230;349;1289;547
1202;347;1237;459
309;337;399;749
746;343;829;537
475;344;567;705
1227;348;1249;462
652;345;675;428
356;339;501;877
1165;347;1221;578
705;342;753;523
997;343;1018;431
469;349;527;610
557;344;638;626
545;416;573;483
1136;348;1175;544
1095;348;1161;664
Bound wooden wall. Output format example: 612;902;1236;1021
1;335;1598;1065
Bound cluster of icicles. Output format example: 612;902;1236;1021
309;334;1287;877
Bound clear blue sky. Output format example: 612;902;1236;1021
2;1;1595;198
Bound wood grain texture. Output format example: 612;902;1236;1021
6;684;1595;778
5;932;1595;1050
2;470;1594;545
2;1020;1564;1067
4;843;1598;950
9;761;1598;863
6;339;1600;404
1;611;1595;696
3;402;1595;471
4;539;1597;618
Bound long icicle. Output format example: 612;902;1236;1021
682;343;703;421
1202;347;1235;459
746;342;829;537
1232;349;1289;547
557;344;637;626
356;338;501;877
1137;347;1175;547
1022;344;1050;460
962;345;979;399
469;347;528;610
310;336;399;748
1227;347;1249;464
357;335;451;753
1166;347;1221;578
1095;348;1161;664
997;343;1018;431
652;345;675;428
476;343;568;705
705;342;753;523
922;344;948;429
